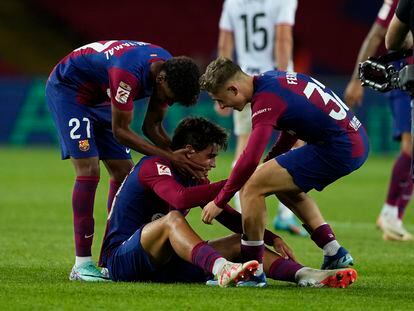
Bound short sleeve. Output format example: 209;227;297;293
272;0;297;25
219;0;234;31
108;67;140;111
376;0;397;28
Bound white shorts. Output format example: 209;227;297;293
233;103;252;136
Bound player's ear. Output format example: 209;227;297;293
227;85;238;96
185;144;196;158
156;72;167;84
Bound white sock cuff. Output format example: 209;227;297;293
241;239;264;246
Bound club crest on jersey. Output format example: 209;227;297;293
156;163;172;176
115;81;132;104
79;139;90;152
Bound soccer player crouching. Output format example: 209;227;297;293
99;117;357;288
200;58;369;286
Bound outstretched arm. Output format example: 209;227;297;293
386;15;412;50
344;22;387;107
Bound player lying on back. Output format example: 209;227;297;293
99;117;357;288
46;40;204;281
200;58;369;287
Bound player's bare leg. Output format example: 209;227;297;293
379;132;413;241
207;234;357;288
140;211;258;287
69;157;107;281
240;159;353;270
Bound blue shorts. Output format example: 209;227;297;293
107;226;207;283
387;90;411;140
45;82;132;160
276;139;368;193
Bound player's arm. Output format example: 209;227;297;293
111;106;174;158
263;131;297;162
213;124;274;208
139;160;227;210
218;30;234;60
142;96;171;150
344;18;388;107
386;15;412;50
274;24;293;71
215;29;235;116
215;204;296;259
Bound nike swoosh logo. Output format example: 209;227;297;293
84;233;94;239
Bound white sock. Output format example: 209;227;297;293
234;191;242;212
278;202;294;219
323;240;341;256
75;256;93;267
212;257;227;276
381;203;398;218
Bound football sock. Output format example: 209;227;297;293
311;224;339;255
268;258;303;282
191;242;222;274
386;152;411;206
75;256;93;267
72;176;99;257
396;179;413;220
380;203;398;218
241;239;264;275
107;179;121;213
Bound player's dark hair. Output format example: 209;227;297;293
171;117;228;152
200;57;242;93
161;56;200;107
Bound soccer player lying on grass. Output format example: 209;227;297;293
99;117;357;288
200;58;369;287
46;40;204;281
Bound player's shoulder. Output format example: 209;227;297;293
139;156;174;178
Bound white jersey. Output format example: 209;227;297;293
219;0;297;74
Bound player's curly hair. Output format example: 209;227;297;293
161;56;200;107
200;57;241;93
171;117;228;152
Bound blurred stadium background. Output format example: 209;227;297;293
0;0;399;153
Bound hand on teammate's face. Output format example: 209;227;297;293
172;148;207;179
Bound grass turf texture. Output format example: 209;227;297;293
1;147;414;310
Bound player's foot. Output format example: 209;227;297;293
69;261;110;282
321;247;353;270
381;215;413;241
216;260;259;287
296;267;357;288
376;214;384;230
273;215;308;236
236;272;267;287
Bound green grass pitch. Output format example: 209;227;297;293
1;147;413;310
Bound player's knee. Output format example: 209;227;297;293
240;177;263;199
165;210;186;228
73;159;100;177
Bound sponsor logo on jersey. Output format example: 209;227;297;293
115;81;132;104
252;107;272;119
156;163;172;176
79;139;90;152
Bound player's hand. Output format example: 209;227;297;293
273;236;297;261
201;201;223;224
344;79;364;108
171;148;207;179
214;102;232;117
